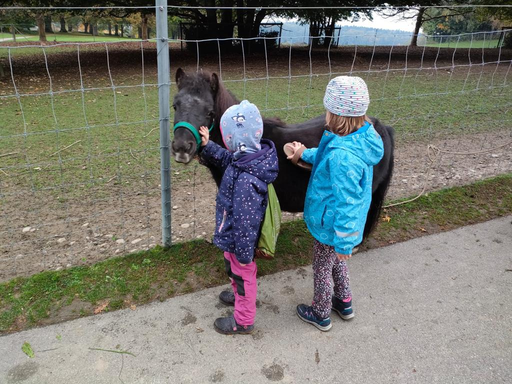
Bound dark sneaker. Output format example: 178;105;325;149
214;315;254;335
296;304;332;331
332;296;355;320
219;290;235;306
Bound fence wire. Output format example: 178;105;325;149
0;10;511;281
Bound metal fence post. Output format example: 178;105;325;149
156;0;172;247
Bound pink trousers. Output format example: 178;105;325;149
223;252;257;326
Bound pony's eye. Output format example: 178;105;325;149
172;104;176;110
208;110;214;117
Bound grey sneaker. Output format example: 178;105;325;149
214;315;254;335
219;290;235;306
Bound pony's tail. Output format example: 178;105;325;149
363;152;395;241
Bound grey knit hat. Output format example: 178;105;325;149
323;76;370;117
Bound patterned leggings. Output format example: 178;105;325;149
312;240;352;319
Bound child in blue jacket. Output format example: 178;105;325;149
198;100;278;335
286;76;384;331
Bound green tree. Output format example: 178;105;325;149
421;7;495;36
284;1;373;48
472;0;512;47
0;0;96;42
375;2;448;46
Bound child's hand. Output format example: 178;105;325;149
199;126;209;147
286;141;303;159
337;253;352;261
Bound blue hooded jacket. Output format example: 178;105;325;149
301;121;384;255
200;139;279;264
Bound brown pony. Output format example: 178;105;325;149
171;68;395;240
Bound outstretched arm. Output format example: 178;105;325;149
198;126;233;171
286;141;318;165
300;147;318;165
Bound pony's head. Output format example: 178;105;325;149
171;68;219;164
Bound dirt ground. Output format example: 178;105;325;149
1;43;511;281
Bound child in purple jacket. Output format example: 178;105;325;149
198;100;278;335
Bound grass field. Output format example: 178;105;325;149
1;60;510;194
0;31;142;43
423;38;501;49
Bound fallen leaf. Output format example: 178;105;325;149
382;215;391;222
22;342;34;358
130;304;136;311
420;227;427;232
94;300;110;314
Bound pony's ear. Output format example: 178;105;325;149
175;68;186;88
211;73;219;94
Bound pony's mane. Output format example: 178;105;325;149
190;71;288;130
212;75;238;124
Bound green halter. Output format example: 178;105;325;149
173;121;215;149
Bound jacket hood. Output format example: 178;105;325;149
326;121;383;166
220;100;264;159
233;139;278;184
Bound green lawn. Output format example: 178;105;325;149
1;61;510;194
423;38;501;49
0;31;143;43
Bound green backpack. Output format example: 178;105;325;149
255;184;282;260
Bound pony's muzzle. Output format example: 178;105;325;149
171;139;196;164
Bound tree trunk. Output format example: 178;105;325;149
219;2;234;39
323;18;335;48
84;23;89;34
45;16;53;33
120;24;124;38
251;9;266;38
236;0;245;38
92;24;98;36
141;16;148;40
60;17;67;33
115;24;119;36
68;22;72;32
410;7;425;47
37;14;47;43
206;0;217;39
11;25;16;42
244;9;255;38
310;21;320;48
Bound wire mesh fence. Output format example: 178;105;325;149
1;5;511;281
